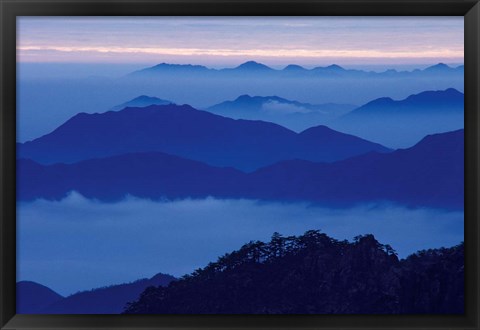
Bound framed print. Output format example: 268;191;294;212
1;0;479;329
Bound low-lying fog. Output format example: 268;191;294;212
17;192;464;296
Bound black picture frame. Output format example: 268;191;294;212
1;0;479;329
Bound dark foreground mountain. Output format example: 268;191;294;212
206;95;356;131
18;152;245;201
245;129;464;209
124;231;464;314
18;129;463;209
42;273;175;314
17;104;389;172
16;281;64;314
332;88;464;148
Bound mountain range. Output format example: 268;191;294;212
110;95;172;111
18;129;463;209
332;88;463;148
129;61;463;79
105;88;463;148
17;104;390;172
17;273;175;314
205;95;355;131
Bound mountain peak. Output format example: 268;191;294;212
300;125;335;135
235;94;253;101
424;63;451;71
326;64;344;70
17;281;64;313
154;63;207;69
444;87;462;95
129;63;210;76
410;129;464;151
365;96;395;107
233;94;291;105
405;88;464;103
138;63;209;73
283;64;306;71
110;95;172;111
235;61;273;71
130;95;164;102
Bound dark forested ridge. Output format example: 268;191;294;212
18;129;463;209
124;231;464;314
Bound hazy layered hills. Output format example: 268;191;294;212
332;88;464;148
129;61;463;79
17;273;175;314
18;129;463;209
17;104;390;172
345;88;463;116
206;95;356;132
105;88;463;147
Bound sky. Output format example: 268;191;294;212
17;16;464;67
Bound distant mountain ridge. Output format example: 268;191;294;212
18;129;463;209
129;61;463;78
18;104;390;172
43;273;175;314
17;273;175;314
110;95;172;111
345;88;463;116
233;61;274;71
206;95;355;131
331;88;464;148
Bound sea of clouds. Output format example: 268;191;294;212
17;192;464;296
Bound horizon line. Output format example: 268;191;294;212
18;60;465;71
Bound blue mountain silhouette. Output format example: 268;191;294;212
424;62;455;73
16;273;175;314
18;151;245;201
18;104;389;172
345;88;463;116
331;88;464;148
247;129;463;209
283;64;307;72
110;95;172;111
129;61;463;79
234;61;274;71
131;63;212;76
207;94;354;115
41;273;175;314
17;281;64;314
18;129;463;209
205;95;355;131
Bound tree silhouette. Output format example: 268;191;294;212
124;231;464;315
